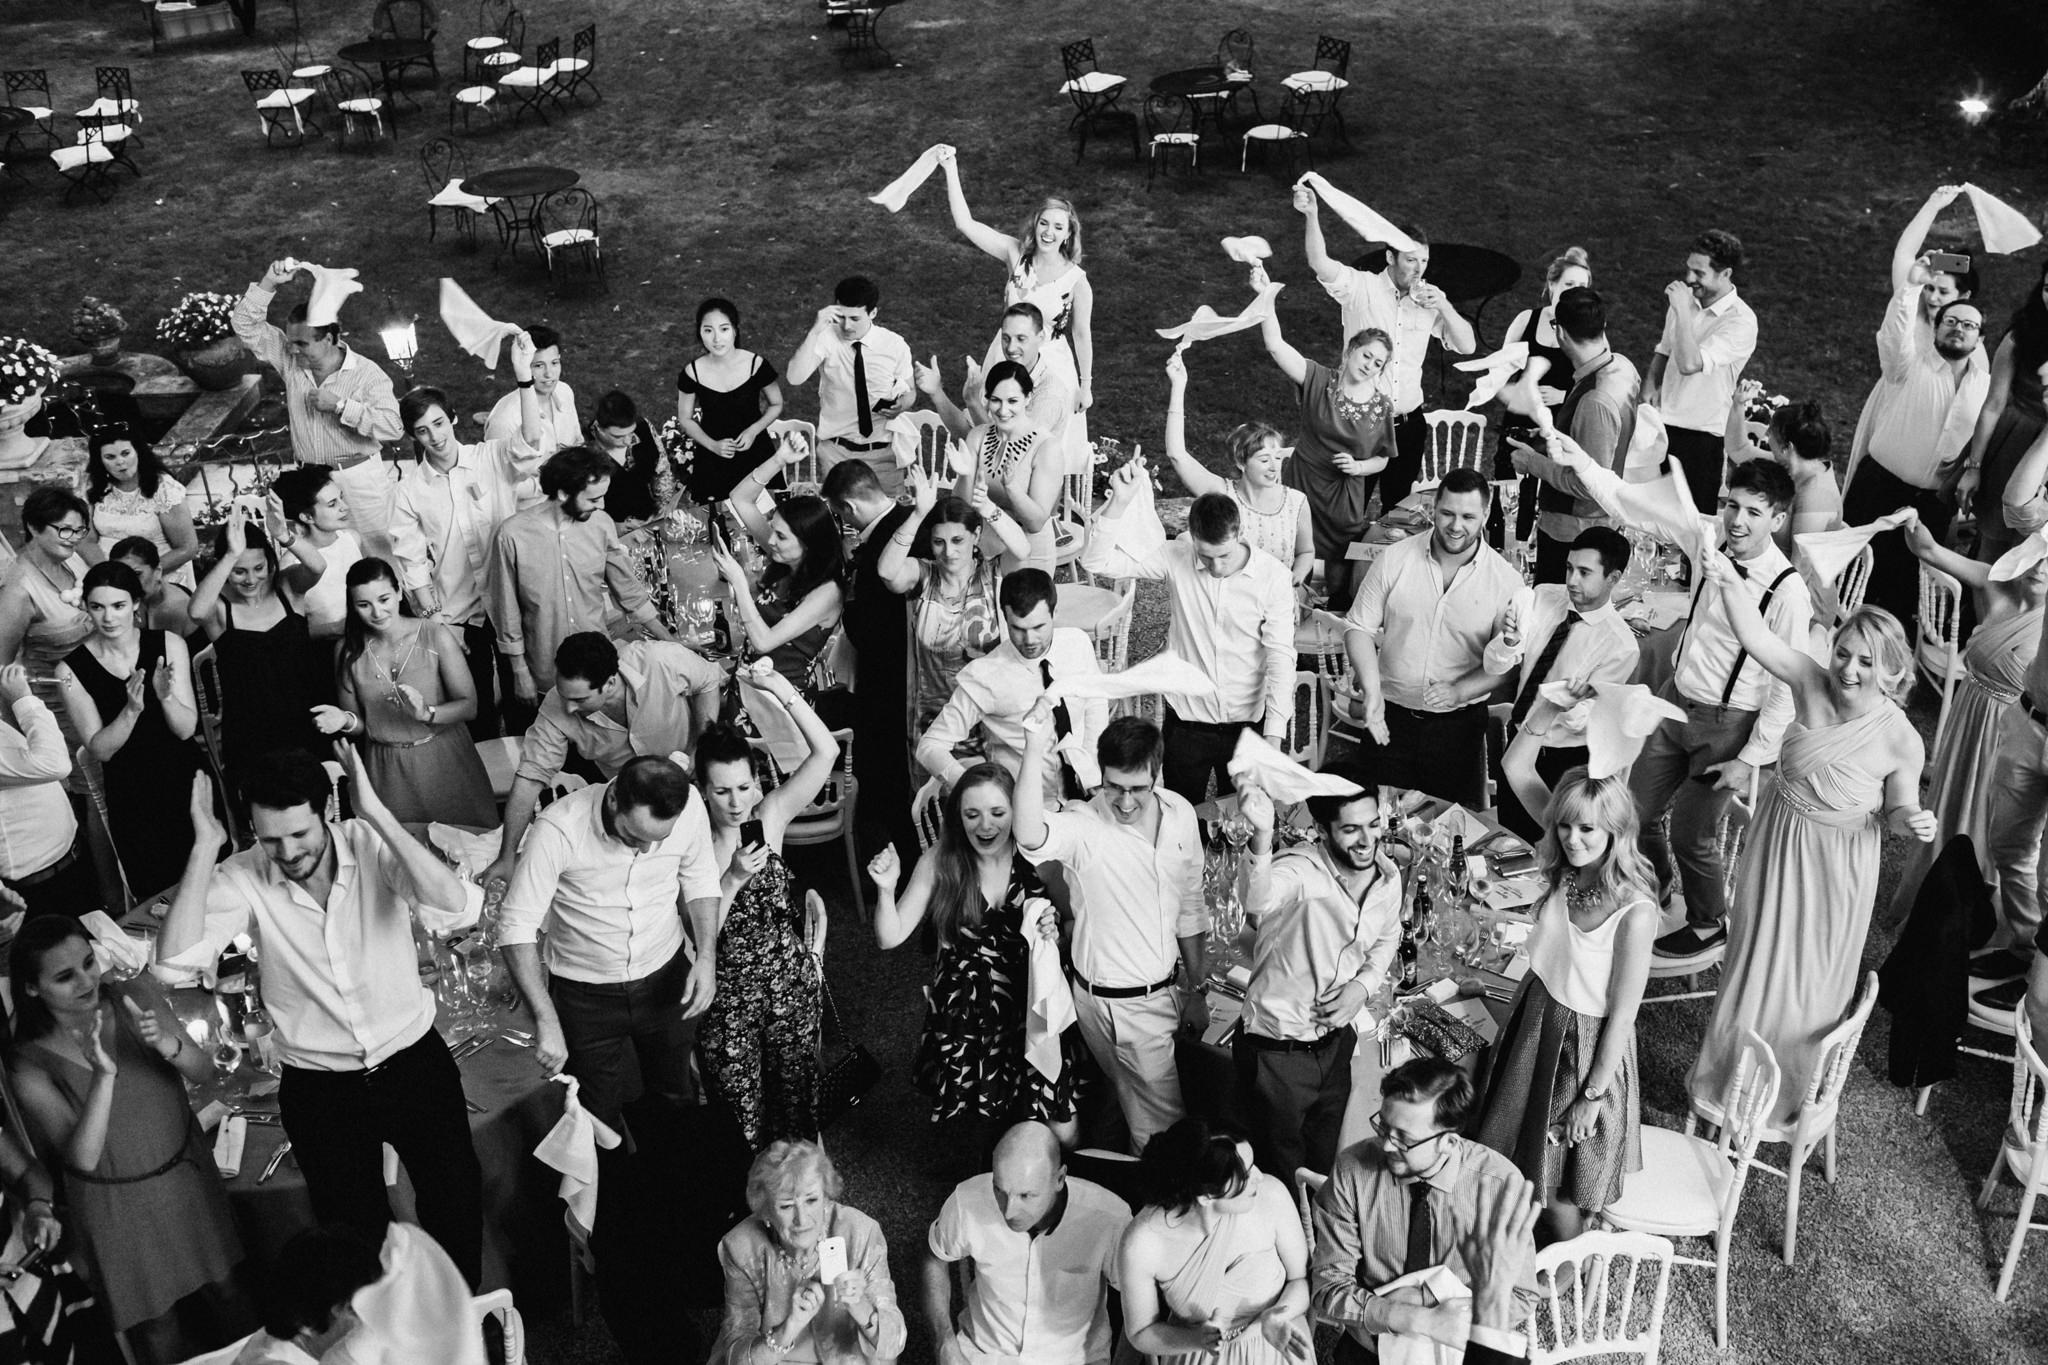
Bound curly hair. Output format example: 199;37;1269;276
745;1140;844;1223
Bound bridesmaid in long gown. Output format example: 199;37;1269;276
1685;557;1936;1128
1119;1119;1310;1365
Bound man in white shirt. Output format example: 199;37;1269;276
157;750;485;1284
0;663;92;920
1015;708;1207;1153
1342;467;1523;807
925;1121;1131;1365
785;275;917;496
918;303;1075;456
1643;229;1758;512
1085;472;1296;805
1484;527;1641;839
1238;777;1401;1183
1298;190;1477;508
232;261;404;466
484;323;580;458
917;570;1106;803
497;755;724;1130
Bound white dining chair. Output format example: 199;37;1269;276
1980;1005;2048;1299
1529;1230;1675;1365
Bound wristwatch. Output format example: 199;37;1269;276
1581;1082;1608;1103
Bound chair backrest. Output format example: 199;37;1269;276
1062;466;1094;521
1283;669;1324;767
912;775;945;852
475;0;509;35
1313;34;1351;77
95;67;133;100
897;408;949;476
1710;1029;1783;1229
538;185;597;236
473;1287;526;1365
5;69;51;105
502;7;525;48
1914;562;1963;727
373;0;438;40
1091;580;1137;673
532;34;561;68
1832;544;1874;622
1529;1230;1675;1365
243;69;287;95
1217;27;1255;76
1293;1167;1327;1257
1714;764;1759;905
758;727;856;823
326;66;377;103
1143;92;1193;139
572;22;596;59
768;418;821;487
1799;971;1879;1117
2012;1008;2048;1160
1060;38;1098;80
420;135;465;189
1419;411;1487;489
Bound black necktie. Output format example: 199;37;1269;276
1041;659;1085;800
1402;1181;1434;1274
852;341;873;438
1508;610;1581;732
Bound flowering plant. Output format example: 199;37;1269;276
655;417;695;474
156;292;238;349
71;296;125;346
0;336;61;408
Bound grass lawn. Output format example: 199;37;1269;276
5;0;2048;1360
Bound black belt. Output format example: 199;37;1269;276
1068;968;1176;1000
828;436;893;452
9;848;78;887
1239;1025;1353;1053
2024;693;2048;729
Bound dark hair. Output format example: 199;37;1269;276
1394;224;1430;249
2007;261;2048;371
81;559;145;608
1928;254;1981;300
1380;1056;1475;1130
1097;716;1162;775
1553;286;1606;343
929;763;1016;946
613;755;692;820
821;459;884;504
1187;492;1242;544
110;535;161;569
1224;422;1285;470
22;487;89;535
271;467;336;527
1692;228;1745;274
337;557;407;675
284;303;340;344
1568;525;1632;577
999;567;1057;620
258;1227;384;1340
760;494;845;608
697;297;741;331
1138;1118;1251;1215
1305;764;1381;829
539;445;615;500
693;723;768;792
919;495;985;554
398;386;451;453
1001;302;1046;333
1434;466;1491;502
1767;400;1831;466
554;632;620;689
593;390;637;428
1726;457;1796;513
1934;298;1986;331
526;324;563;354
983;359;1035;401
7;914;94;1044
834;276;881;312
213;520;280;587
242;748;333;818
86;426;163;502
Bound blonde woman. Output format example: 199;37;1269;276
1161;352;1312;584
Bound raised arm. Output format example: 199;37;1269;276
156;772;236;963
1900;508;1995;603
230;263;296;373
1293;182;1342;283
1891;185;1963;293
2001;423;2048;532
1257;281;1310;387
1698;550;1823;694
1081;461;1169;581
1011;697;1056;852
1724;379;1771;463
339;740;471;929
752;666;843;832
866;843;935;949
914;357;974;440
1160;352;1229;499
783;307;836;389
940;149;1022;264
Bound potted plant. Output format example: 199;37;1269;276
0;336;61;471
157;291;247;391
71;296;126;365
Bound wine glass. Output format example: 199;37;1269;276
448;933;487;1024
462;942;498;1023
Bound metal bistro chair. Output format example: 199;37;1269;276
1213;27;1261;124
1053;465;1094;586
496;34;561;127
478;7;526;83
324;66;389;149
463;0;513;82
1240;90;1312;176
421;136;496;248
1143;92;1200;182
52;122;137;203
82;67;141;150
537;185;604;290
1283;35;1353;145
243;69;319;149
1058;39;1137;164
449;63;502;134
552;23;600;106
767;418;822;491
4;69;59;155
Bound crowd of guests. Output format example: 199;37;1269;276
2;167;2047;1365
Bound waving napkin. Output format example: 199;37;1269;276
80;910;150;975
1227;730;1363;804
1794;509;1916;621
439;277;523;370
534;1074;623;1239
1156;281;1284;348
869;143;952;212
1991;527;2048;582
1583;682;1686;779
1222;235;1273;264
1294;173;1420;254
1962;183;2043;255
283;260;363;328
1046;652;1217;703
1025;917;1077;1081
337;1223;487;1365
1564;427;1714;564
1455;341;1530;410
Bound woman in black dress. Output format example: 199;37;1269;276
677;297;785;503
585;389;670;525
60;563;201;894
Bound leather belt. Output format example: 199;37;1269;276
1239;1025;1353;1053
1068;968;1176;1000
9;848;78;887
827;437;893;452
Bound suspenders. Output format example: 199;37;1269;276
1679;564;1797;707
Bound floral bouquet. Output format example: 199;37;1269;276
156;292;238;350
71;296;125;348
655;416;695;477
0;336;61;408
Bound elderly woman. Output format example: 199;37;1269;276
713;1140;905;1365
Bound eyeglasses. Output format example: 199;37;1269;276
1370;1114;1453;1155
1942;318;1984;332
49;523;87;540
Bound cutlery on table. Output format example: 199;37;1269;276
257;1141;293;1184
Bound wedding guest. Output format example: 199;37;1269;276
917;357;1061;575
0;1123;94;1365
0;488;97;681
586;390;668;525
109;538;196;639
86;427;197;591
1161;354;1312;584
876;467;1017;730
1723;386;1841;552
1642;229;1758;511
679;298;787;504
785;276;916;496
1960;261;2048;563
484;323;580;456
711;482;846;691
918;306;1075;500
268;466;364;638
0;660;91;920
1493;249;1594;530
232;260;402;466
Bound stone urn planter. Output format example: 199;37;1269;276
180;334;252;392
0;336;61;472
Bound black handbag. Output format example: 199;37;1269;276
816;975;882;1129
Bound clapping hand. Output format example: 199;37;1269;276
82;1008;116;1078
968;481;1002;525
123;668;148;715
913;355;944;400
334;738;386;822
151;658;175;703
907;465;939;519
394;682;432;724
190;772;227;853
264;492;293;545
123;995;179;1060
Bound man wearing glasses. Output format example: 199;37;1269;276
1310;1058;1537;1362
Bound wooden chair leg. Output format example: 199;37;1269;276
1783;1138;1810;1265
1713;1226;1731;1348
1979;1148;2010;1210
1994;1184;2039;1300
1823;1127;1837;1184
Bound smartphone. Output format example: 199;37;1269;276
1926;250;1973;276
816;1234;849;1285
740;818;765;851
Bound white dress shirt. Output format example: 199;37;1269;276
1345;533;1523;711
1083;524;1295;731
1849;284;1990;489
231;285;403;465
1654;287;1758;434
1483;586;1640;746
1242;847;1402;1042
792;324;915;444
388;439;541;625
518;641;724;785
486;382;581;459
1320;265;1457;415
174;821;479;1071
928;1174;1130;1365
0;696;75;879
1023;790;1206;989
1671;539;1810;766
916;630;1106;798
497;780;722;985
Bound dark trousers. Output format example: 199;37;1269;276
1337;702;1491;808
1626;683;1759;927
550;950;700;1134
1162;708;1256;809
1233;1025;1356;1183
1665;426;1724;513
6;847;100;920
1843;457;1948;628
1496;744;1591;842
278;1028;484;1286
458;621;500;742
848;678;919;867
1381;409;1427;513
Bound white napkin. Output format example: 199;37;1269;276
1992;528;2048;582
869;143;952;212
1583;682;1686;779
532;1074;622;1241
1226;730;1361;804
1025;914;1076;1081
80;910;150;974
1294;173;1421;253
1622;402;1669;478
1455;341;1529;410
429;822;503;880
1094;467;1169;564
1047;652;1217;703
290;261;363;328
439;278;523;370
334;1223;487;1365
1156;282;1285;347
1962;182;2043;254
1371;1264;1472;1365
1794;510;1915;589
1222;235;1273;264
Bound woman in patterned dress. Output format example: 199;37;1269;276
878;468;1025;728
1159;352;1313;585
85;428;198;592
696;664;844;1149
1473;769;1655;1239
867;763;1084;1142
943;361;1061;576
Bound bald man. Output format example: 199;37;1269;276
925;1123;1131;1365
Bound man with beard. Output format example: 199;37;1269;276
1235;774;1402;1183
487;444;674;718
1341;467;1522;807
1642;229;1758;512
1842;188;1989;623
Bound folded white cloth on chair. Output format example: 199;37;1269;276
1046;653;1216;704
1294;173;1420;253
1455;341;1530;410
1582;682;1686;780
439;278;523;370
1227;730;1362;804
1025;921;1076;1081
869;143;952;212
1156;281;1284;346
429;177;494;212
1962;182;2042;255
532;1075;622;1242
338;1223;486;1365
